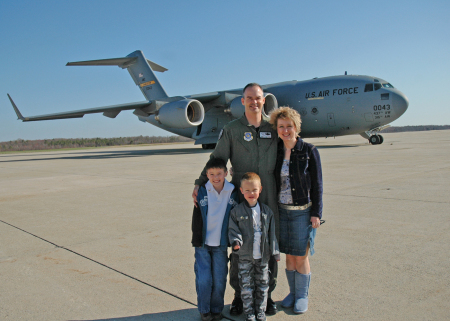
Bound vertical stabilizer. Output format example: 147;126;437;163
125;50;168;100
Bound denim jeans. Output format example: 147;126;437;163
194;246;228;314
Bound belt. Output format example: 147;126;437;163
278;202;312;211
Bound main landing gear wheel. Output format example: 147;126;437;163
369;135;384;145
202;144;216;150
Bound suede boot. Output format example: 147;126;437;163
293;272;311;314
281;269;296;308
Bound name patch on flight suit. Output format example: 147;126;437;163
244;132;253;142
259;132;272;139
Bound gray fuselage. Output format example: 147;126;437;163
147;74;409;140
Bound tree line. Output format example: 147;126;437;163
0;136;193;152
380;125;450;133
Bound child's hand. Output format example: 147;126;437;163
233;244;240;250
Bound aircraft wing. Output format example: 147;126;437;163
8;94;151;122
185;92;222;104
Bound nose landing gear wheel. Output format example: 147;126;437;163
369;135;382;145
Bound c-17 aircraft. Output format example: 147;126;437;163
8;50;408;149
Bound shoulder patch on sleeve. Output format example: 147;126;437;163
218;129;224;141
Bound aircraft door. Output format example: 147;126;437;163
327;113;335;127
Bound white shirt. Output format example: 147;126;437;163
205;179;234;246
251;202;262;259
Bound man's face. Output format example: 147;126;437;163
240;179;262;207
206;167;227;191
241;85;265;116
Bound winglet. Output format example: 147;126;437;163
7;94;25;121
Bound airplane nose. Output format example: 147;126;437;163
392;91;409;117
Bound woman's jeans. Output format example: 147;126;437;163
194;245;228;314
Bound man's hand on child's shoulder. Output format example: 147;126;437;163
192;185;200;207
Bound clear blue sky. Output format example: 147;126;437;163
1;0;449;142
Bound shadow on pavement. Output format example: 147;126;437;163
69;305;241;321
0;147;210;163
315;144;364;149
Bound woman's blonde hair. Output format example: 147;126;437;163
269;106;302;135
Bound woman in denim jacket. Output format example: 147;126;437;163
269;107;323;314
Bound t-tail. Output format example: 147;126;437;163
66;50;169;101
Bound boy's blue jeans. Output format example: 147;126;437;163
194;245;228;314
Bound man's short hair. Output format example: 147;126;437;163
205;157;227;172
240;172;261;185
243;83;263;95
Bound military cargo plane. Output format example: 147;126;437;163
8;50;408;148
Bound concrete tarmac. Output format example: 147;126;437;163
1;130;449;321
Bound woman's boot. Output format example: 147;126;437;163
281;269;296;308
293;272;311;314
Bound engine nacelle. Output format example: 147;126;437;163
262;93;278;118
153;99;204;129
228;93;278;119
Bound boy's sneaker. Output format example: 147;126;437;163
200;312;212;321
245;314;256;321
230;297;243;315
211;312;223;320
256;312;266;321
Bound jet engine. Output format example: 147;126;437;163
262;93;278;117
152;99;205;128
227;93;278;119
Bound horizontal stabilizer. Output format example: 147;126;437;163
67;50;168;101
66;57;168;72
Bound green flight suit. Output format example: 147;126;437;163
195;114;279;296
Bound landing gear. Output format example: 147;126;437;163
369;135;384;145
202;144;216;150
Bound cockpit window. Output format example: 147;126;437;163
382;83;394;88
364;84;373;92
374;83;382;91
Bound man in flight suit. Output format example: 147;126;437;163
193;83;279;316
